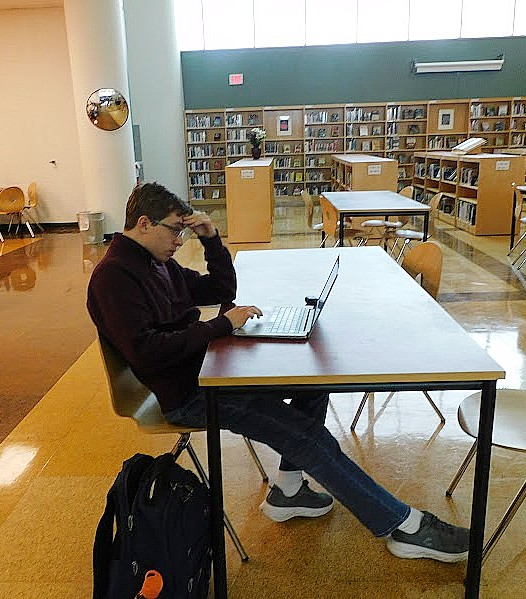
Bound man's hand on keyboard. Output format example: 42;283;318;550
224;305;263;329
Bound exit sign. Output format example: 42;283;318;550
229;73;244;85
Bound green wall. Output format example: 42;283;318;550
181;37;526;109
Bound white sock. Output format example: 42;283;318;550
397;508;424;534
277;470;303;497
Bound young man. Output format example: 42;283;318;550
87;182;469;562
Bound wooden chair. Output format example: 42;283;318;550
319;196;366;247
300;189;324;244
23;182;44;233
388;192;441;262
350;242;445;431
0;186;29;242
98;334;269;562
508;183;526;269
446;389;526;565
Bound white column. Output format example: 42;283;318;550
123;0;187;197
64;0;136;234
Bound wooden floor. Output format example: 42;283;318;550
0;208;525;598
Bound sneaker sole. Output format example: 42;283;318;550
386;537;468;563
260;500;334;522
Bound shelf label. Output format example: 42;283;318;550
241;169;255;179
495;161;510;171
368;164;382;175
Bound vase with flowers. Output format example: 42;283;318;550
248;127;266;160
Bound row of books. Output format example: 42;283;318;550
188;144;213;158
346;108;382;122
265;142;303;153
457;200;477;225
428;136;464;149
460;167;479;187
274;172;303;183
189;173;211;185
306;170;327;182
470;103;509;117
347;124;383;136
511;133;526;146
188;160;210;172
348;139;382;152
304;110;340;124
274;157;301;168
274;185;303;196
470;120;507;132
306;156;327;167
226;129;248;141
386;106;426;121
305;140;341;153
188;131;207;143
304;126;341;138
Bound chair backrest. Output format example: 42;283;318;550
512;182;524;220
427;192;442;237
319;196;339;238
0;186;25;213
97;334;182;432
300;189;315;229
399;185;414;199
27;182;37;209
401;241;443;299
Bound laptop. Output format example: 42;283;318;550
232;256;339;339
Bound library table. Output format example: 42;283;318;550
199;247;504;599
509;185;526;251
322;190;431;247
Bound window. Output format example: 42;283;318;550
306;0;358;46
202;0;254;50
254;0;306;47
461;0;515;38
357;0;410;43
409;0;462;41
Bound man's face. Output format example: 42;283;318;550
144;212;187;262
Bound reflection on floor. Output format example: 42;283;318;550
0;210;525;598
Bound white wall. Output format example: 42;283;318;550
0;8;85;223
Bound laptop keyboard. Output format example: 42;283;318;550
265;306;308;334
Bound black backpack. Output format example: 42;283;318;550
93;453;212;599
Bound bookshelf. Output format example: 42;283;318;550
413;151;525;235
184;96;523;215
469;98;512;151
510;97;526;149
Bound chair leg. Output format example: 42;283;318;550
350;392;371;431
243;436;269;482
446;440;477;497
184;438;249;562
511;244;526;266
24;220;35;238
508;230;526;256
396;239;410;262
0;229;4;243
482;480;526;564
422;391;446;423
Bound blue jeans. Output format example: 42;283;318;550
166;390;409;537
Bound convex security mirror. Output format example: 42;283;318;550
86;88;129;131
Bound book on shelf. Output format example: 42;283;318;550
247;113;259;125
216;147;225;156
405;137;417;149
211;189;220;199
408;124;420;134
371;110;380;121
293;158;301;167
371;125;382;136
362;140;371;151
294;172;303;182
371;140;382;151
214;132;221;141
359;125;369;136
330;112;340;122
283;144;291;153
331;126;339;137
212;116;222;127
294;143;302;153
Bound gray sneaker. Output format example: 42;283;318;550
260;480;334;522
387;511;470;563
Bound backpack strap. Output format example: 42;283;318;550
92;486;116;599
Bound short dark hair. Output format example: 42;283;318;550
124;182;193;230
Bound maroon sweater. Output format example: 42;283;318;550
87;233;235;413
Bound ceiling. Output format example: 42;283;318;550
0;1;62;9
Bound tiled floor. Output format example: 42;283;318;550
0;209;525;598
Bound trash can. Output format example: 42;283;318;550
77;211;105;244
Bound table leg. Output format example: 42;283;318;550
206;388;228;598
423;212;429;241
464;380;497;599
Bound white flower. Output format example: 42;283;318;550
249;127;267;146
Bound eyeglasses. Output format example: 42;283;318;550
151;220;187;239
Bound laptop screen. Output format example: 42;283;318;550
312;256;339;325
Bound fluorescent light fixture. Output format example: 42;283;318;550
413;59;504;74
